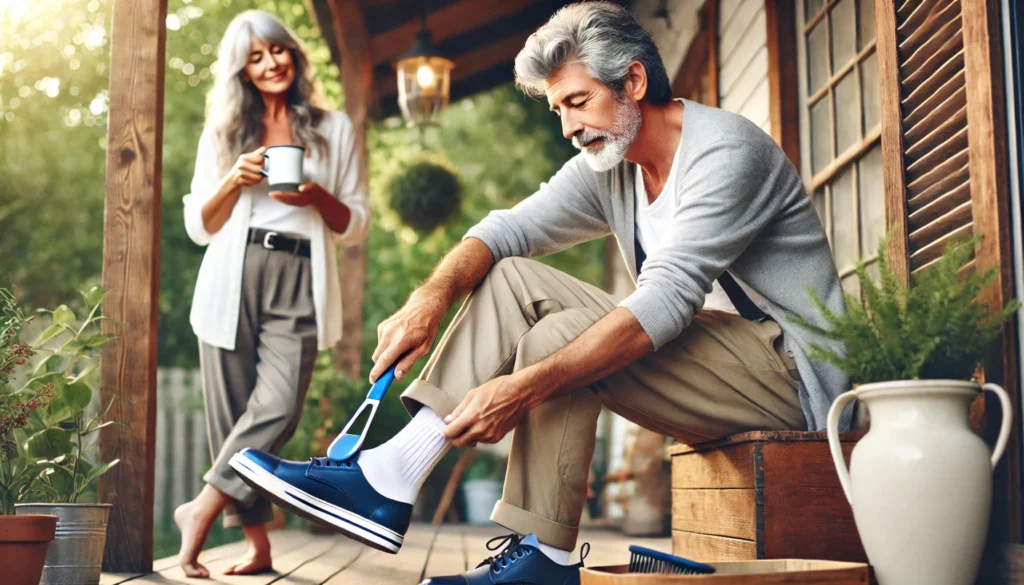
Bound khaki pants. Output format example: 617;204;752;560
401;257;805;550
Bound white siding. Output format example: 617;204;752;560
718;0;771;129
633;0;705;86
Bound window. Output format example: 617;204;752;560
796;0;882;296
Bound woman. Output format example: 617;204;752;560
176;10;368;578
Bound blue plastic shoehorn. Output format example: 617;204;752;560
326;363;398;462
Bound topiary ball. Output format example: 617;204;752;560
386;161;463;233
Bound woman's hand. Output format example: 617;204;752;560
442;375;528;448
271;182;328;207
369;286;449;383
229;147;268;188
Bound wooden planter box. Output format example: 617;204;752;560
581;559;869;584
668;431;867;563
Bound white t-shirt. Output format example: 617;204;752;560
248;157;320;238
634;162;738;314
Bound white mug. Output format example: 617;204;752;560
260;145;305;192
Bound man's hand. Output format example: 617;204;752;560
370;287;448;383
442;375;528;448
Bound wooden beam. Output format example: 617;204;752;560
875;0;910;284
765;0;800;169
378;30;530;98
961;0;1020;547
99;0;166;573
671;2;711;100
707;0;720;108
370;0;540;67
328;0;373;377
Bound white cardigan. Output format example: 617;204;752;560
183;110;369;352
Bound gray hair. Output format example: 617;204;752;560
206;10;328;175
514;2;671;103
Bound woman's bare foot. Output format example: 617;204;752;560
174;485;230;578
223;523;273;575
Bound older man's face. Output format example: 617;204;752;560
545;63;641;172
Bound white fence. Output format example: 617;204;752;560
153;368;208;526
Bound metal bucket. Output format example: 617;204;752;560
15;503;111;585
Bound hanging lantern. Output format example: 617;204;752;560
395;28;454;128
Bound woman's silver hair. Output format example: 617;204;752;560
514;1;671;103
206;10;328;174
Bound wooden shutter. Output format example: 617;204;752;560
877;0;1012;295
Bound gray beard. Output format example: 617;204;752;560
575;98;642;172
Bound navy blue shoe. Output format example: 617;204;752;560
229;449;411;553
421;533;588;585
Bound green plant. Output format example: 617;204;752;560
386;159;463;233
0;288;58;513
464;452;506;482
0;286;119;514
792;234;1020;384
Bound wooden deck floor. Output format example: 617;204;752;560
101;524;670;584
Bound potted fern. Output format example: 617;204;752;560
796;235;1017;585
8;286;119;585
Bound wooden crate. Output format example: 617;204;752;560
580;559;869;584
668;431;867;563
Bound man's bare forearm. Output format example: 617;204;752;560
516;307;654;408
414;237;496;308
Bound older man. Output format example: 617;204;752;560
229;3;850;583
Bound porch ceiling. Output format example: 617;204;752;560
310;0;626;119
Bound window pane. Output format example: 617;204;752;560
831;166;858;271
861;52;880;132
808;23;829;93
807;0;826;23
835;71;859;153
858;0;876;49
841;274;861;301
811;96;832;174
831;0;857;67
813;188;828;235
859;145;884;257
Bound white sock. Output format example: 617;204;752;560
535;540;573;566
358;406;450;504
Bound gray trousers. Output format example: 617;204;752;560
199;241;318;528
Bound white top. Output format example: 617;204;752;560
634;161;737;314
248;157;317;238
183;110;370;352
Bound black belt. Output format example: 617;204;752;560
249;228;311;258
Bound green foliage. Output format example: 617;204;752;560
464;452;506;482
386;160;463;233
791;235;1020;384
0;286;119;514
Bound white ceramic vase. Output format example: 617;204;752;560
826;380;1013;585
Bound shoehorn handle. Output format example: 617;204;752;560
367;364;397;401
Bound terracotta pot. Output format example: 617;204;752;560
826;380;1013;585
0;513;57;585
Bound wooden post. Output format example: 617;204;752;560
765;0;800;169
707;0;720;108
328;0;374;378
99;0;167;573
961;0;1020;545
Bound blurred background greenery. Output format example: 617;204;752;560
1;0;607;558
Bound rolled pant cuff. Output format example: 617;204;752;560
204;468;256;508
490;500;579;551
223;504;274;529
401;378;462;418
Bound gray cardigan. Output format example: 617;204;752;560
464;100;852;432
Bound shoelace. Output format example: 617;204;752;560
309;457;353;468
474;535;592;573
476;534;527;573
